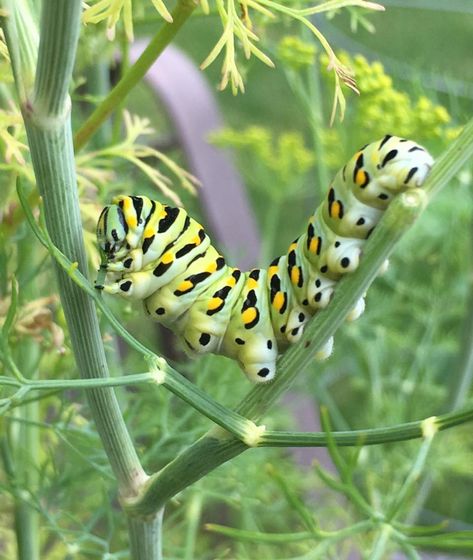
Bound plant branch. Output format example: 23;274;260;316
0;372;158;392
259;405;473;447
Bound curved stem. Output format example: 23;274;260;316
259;404;473;447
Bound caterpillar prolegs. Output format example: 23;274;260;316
96;135;433;383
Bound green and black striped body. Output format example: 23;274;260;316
96;135;433;382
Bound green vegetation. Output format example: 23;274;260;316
0;1;472;558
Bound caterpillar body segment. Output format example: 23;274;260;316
96;135;434;383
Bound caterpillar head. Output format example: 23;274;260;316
96;204;129;261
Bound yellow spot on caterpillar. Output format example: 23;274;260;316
290;267;300;286
177;280;193;293
289;242;297;252
355;169;367;186
272;291;285;311
208;297;223;311
309;237;320;254
205;262;217;273
161;252;174;264
330;200;342;218
192;235;202;245
123;198;137;228
227;275;237;287
247;278;258;290
242;307;257;325
268;265;279;278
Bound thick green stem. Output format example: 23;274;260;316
74;0;198;151
33;3;79;117
127;510;164;560
126;435;247;517
0;0;38;102
21;0;145;497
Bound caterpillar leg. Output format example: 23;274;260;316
306;272;336;311
103;248;145;273
379;259;389;275
235;333;278;382
285;306;310;343
222;326;278;382
346;296;366;322
315;336;334;361
102;270;161;299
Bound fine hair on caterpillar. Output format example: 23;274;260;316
96;135;433;383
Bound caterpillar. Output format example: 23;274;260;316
96;135;433;383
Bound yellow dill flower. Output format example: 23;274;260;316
277;36;317;70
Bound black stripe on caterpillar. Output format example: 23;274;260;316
96;135;433;382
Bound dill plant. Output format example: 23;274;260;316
0;1;472;559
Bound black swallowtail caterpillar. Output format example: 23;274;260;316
96;135;433;383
